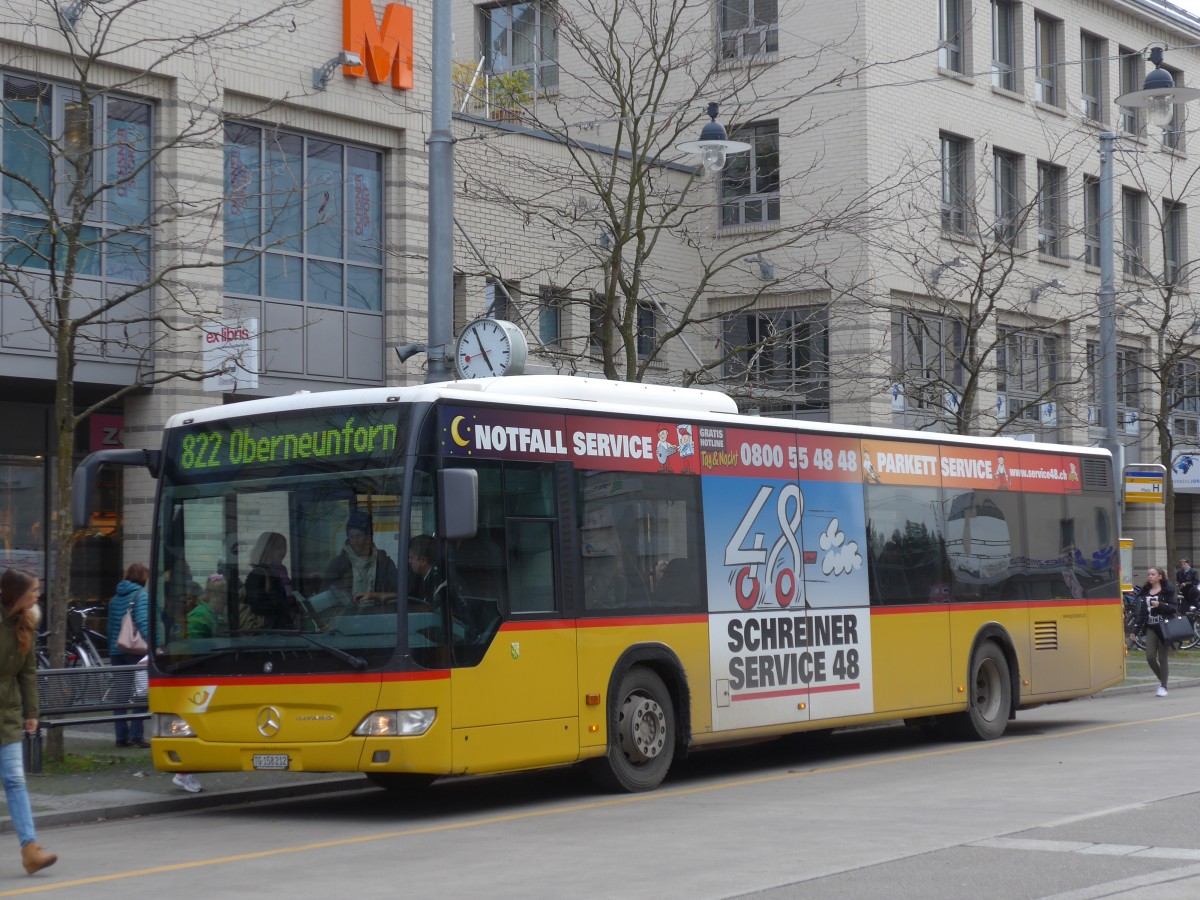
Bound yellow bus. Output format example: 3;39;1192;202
77;376;1124;793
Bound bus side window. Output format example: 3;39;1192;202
506;520;556;613
864;484;949;605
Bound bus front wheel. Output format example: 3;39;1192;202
957;641;1011;741
590;667;675;793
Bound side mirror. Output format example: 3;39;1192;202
438;469;478;540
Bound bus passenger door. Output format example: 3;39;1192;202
449;516;578;775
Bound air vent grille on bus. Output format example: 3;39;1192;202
1033;620;1059;651
1080;457;1112;491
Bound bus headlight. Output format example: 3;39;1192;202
353;709;435;736
153;714;196;738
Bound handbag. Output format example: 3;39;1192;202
116;603;147;654
1156;614;1194;643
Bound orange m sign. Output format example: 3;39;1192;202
343;0;414;90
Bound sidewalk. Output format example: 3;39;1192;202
3;650;1198;835
0;725;365;835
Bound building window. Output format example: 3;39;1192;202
941;132;969;235
1170;360;1200;441
998;328;1058;424
1122;188;1147;277
719;0;778;60
223;125;384;310
1081;33;1104;121
1037;162;1065;257
892;312;964;412
1083;176;1100;267
994;149;1019;247
486;277;516;320
1088;342;1139;430
1165;201;1186;286
636;302;656;358
1161;66;1185;151
588;292;605;353
1120;48;1143;135
720;120;780;227
1;75;152;284
538;285;566;345
939;0;965;73
992;1;1016;91
1034;14;1060;106
722;306;829;410
479;2;559;94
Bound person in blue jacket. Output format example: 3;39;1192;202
107;563;150;748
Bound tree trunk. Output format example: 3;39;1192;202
45;321;77;763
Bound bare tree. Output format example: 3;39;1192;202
453;0;910;389
868;129;1102;437
0;0;312;754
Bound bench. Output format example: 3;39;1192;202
23;664;149;774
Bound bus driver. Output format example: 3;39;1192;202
324;511;399;607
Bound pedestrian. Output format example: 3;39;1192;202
0;567;58;874
1176;558;1199;609
107;563;150;748
1131;566;1178;697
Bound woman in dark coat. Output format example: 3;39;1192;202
1131;566;1178;697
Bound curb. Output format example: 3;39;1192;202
1;775;369;835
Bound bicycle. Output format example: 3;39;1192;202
1123;588;1146;650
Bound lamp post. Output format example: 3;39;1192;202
1106;47;1200;539
425;0;454;382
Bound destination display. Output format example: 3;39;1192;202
172;407;404;477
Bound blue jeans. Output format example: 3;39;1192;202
110;652;145;742
1;740;36;846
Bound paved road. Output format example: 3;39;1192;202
3;688;1199;899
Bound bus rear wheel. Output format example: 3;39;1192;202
956;641;1011;741
590;667;675;793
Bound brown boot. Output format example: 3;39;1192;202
21;842;57;874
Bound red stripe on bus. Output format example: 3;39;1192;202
499;615;708;631
730;682;861;702
576;615;708;628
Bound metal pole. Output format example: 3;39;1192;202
1098;131;1122;539
425;0;454;382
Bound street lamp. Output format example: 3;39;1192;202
1102;46;1200;535
677;103;750;174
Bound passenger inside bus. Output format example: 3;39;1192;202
243;531;300;629
407;534;445;608
323;510;399;608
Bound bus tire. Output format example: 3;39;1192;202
956;641;1011;741
365;772;436;797
590;667;675;793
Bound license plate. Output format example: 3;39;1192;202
252;754;290;770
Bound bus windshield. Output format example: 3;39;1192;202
153;404;418;675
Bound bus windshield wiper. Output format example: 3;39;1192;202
163;635;368;674
251;630;369;669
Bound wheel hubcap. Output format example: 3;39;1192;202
619;692;666;763
974;658;1001;720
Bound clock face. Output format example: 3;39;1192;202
455;319;527;379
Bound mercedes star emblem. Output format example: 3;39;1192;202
257;706;281;737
